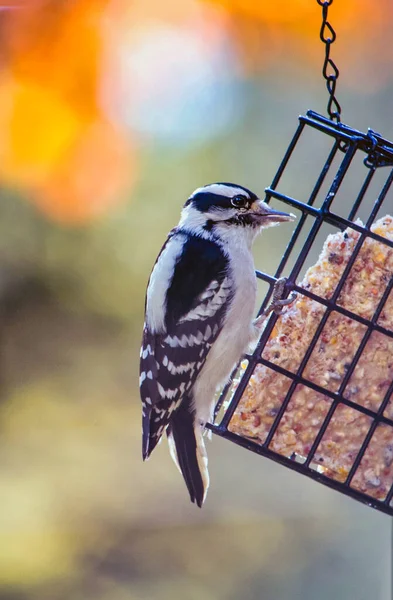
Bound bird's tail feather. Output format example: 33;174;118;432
142;407;163;461
167;402;209;508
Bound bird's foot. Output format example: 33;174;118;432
254;278;297;331
265;277;297;316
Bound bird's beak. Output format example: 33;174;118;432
251;200;296;224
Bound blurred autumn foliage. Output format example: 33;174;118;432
0;0;392;223
1;1;393;599
0;0;132;223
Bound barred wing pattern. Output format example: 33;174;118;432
140;233;232;459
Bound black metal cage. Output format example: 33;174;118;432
208;110;393;516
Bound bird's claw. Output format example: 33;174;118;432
262;277;297;317
252;278;297;334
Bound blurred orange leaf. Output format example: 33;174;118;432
35;121;134;225
0;78;80;186
0;0;136;224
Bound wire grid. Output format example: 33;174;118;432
207;110;393;516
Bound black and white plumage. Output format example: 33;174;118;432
140;182;295;507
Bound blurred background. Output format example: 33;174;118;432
0;0;393;599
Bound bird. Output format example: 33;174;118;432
140;182;295;507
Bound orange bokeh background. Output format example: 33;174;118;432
0;0;392;223
1;3;392;598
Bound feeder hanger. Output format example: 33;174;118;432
317;0;341;123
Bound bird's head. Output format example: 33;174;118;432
180;183;295;239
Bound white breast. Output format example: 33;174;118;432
192;228;257;424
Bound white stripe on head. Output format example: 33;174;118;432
179;203;237;229
190;183;251;199
178;205;214;235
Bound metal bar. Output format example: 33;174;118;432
266;190;393;250
218;359;258;429
299;115;363;144
326;172;393;404
269;120;306;189
335;275;393;399
306;111;393;162
384;458;393;505
263;143;360;447
265;189;321;218
252;272;393;340
346;376;393;488
324;213;393;249
303;112;393;165
348;167;376;221
214;120;308;420
302;243;373;466
365;168;393;225
255;271;277;283
253;356;393;428
271;140;340;282
291;283;393;340
213;366;241;419
206;423;393;517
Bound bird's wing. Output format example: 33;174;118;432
140;233;232;458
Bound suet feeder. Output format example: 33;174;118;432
208;1;393;516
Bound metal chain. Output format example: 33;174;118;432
317;0;341;123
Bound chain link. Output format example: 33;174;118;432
317;0;341;123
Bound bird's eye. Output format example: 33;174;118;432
231;195;249;209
